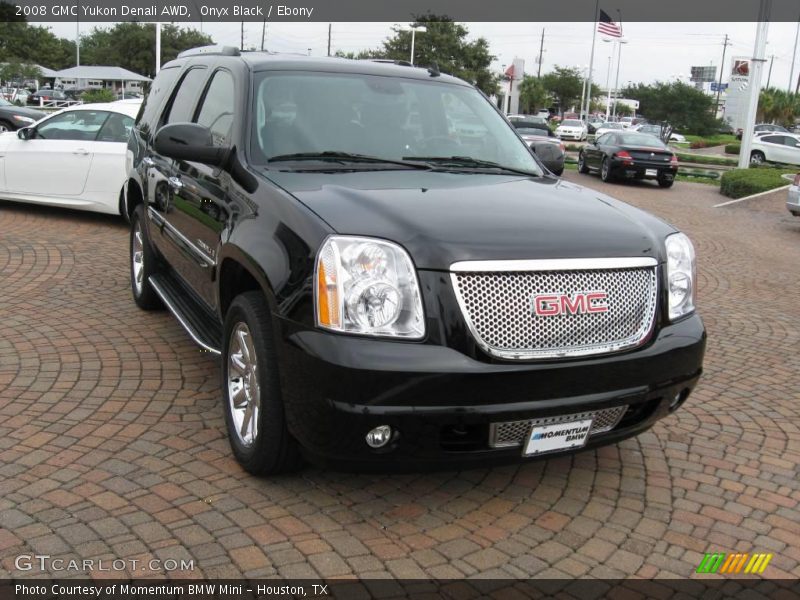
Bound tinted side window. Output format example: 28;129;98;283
36;110;109;141
761;135;782;144
97;113;134;143
782;136;800;147
196;70;235;145
164;67;208;125
137;66;180;138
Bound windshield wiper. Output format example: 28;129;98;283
402;155;540;176
266;151;431;170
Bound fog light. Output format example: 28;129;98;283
365;425;392;448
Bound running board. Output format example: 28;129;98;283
149;273;222;356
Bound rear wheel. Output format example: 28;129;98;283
750;151;765;165
222;292;302;475
657;177;674;188
577;152;590;174
130;204;163;310
600;157;613;182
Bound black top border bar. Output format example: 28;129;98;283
3;0;800;22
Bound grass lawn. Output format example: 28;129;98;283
684;133;738;147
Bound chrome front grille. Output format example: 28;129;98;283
451;258;658;359
489;406;628;448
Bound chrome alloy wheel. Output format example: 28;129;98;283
132;222;144;295
227;323;260;447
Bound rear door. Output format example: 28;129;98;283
758;135;784;162
3;109;108;197
780;135;800;165
146;66;209;273
166;68;237;306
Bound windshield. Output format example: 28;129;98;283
602;123;623;129
251;71;542;174
0;98;12;106
516;127;549;136
618;133;668;148
561;120;582;127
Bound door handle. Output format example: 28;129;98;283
168;176;184;191
142;157;155;166
72;148;89;155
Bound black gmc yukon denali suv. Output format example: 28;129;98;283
125;46;706;474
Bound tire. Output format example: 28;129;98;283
750;151;765;165
0;120;13;133
222;291;302;475
657;177;674;188
577;152;590;174
600;157;613;182
130;204;163;310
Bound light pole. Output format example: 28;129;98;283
577;64;588;118
407;24;427;66
611;39;628;119
602;38;614;120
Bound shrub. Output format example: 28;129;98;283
689;140;710;149
725;143;740;155
81;88;116;103
720;167;794;199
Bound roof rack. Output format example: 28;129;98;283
364;59;413;67
177;45;240;58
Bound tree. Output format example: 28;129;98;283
612;102;633;116
621;81;719;135
758;88;799;126
0;59;42;85
518;75;550;114
0;18;76;70
540;66;600;115
372;16;499;95
80;23;212;78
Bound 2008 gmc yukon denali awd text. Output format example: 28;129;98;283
124;45;706;474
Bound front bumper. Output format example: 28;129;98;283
275;312;705;470
787;185;800;216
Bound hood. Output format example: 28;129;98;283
266;170;674;270
0;105;46;121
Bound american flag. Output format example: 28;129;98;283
598;10;622;38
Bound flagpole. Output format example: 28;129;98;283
583;0;600;121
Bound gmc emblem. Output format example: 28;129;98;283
531;291;610;316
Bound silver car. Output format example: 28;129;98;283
788;173;800;217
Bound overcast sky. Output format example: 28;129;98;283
42;21;800;90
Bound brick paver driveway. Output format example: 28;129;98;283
1;174;798;580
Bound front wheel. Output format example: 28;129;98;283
0;120;13;133
750;151;765;165
222;292;302;475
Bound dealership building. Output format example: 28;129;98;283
53;65;151;94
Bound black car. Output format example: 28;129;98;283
578;131;679;188
125;46;705;474
510;120;565;175
0;97;46;132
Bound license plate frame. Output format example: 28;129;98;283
645;168;658;177
523;417;594;457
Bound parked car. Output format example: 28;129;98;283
578;131;679;187
125;46;704;474
750;133;800;166
787;173;800;217
0;97;46;132
0;102;138;214
0;87;30;104
587;117;605;134
63;87;90;101
631;123;686;144
555;119;587;141
736;123;790;140
510;120;566;175
593;122;625;138
619;116;634;129
536;109;551;119
27;89;67;106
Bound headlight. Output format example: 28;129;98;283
665;232;696;320
315;235;425;338
12;115;35;124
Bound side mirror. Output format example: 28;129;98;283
153;123;228;167
17;127;32;140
